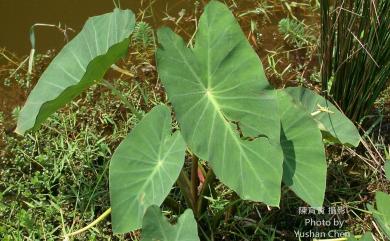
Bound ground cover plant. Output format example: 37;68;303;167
1;0;389;240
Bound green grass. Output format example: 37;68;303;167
0;44;164;240
0;83;134;240
321;0;390;121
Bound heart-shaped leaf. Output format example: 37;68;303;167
277;90;326;207
109;105;186;233
141;205;200;241
285;87;360;147
16;8;135;135
156;0;283;205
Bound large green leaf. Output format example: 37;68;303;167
285;87;360;147
277;90;326;207
109;105;186;233
156;0;283;205
141;205;200;241
369;192;390;238
16;8;135;135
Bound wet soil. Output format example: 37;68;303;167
0;0;320;126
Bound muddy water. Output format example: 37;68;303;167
0;0;199;55
0;0;201;128
0;0;319;129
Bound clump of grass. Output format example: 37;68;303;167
0;83;131;240
321;0;390;121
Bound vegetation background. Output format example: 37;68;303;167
0;0;389;240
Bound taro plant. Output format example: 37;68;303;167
15;1;361;240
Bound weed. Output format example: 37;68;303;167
238;0;273;22
0;58;163;240
132;22;154;49
278;18;316;48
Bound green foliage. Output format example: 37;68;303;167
11;106;21;121
285;87;361;146
0;80;139;240
368;192;390;238
110;105;186;233
277;90;326;207
278;18;315;48
157;1;284;206
385;161;390;181
141;206;199;241
16;9;136;134
132;21;154;48
347;232;374;241
238;0;272;22
348;182;390;240
14;0;361;238
321;0;390;121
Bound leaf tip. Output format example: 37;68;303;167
156;27;175;43
14;126;25;136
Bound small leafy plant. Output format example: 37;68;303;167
15;1;361;239
347;163;390;240
278;18;315;48
132;21;154;49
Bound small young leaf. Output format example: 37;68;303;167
277;90;326;207
109;105;186;233
285;87;360;147
373;192;390;238
385;161;390;181
141;205;200;241
156;0;283;206
16;9;135;135
368;192;390;238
